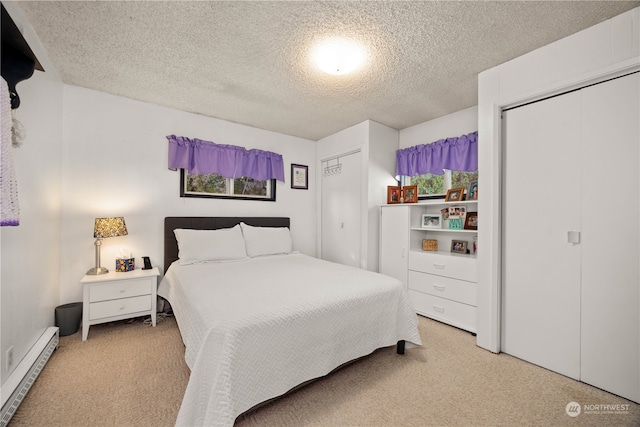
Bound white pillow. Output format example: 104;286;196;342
174;225;247;264
240;222;293;257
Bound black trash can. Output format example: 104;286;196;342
55;302;83;337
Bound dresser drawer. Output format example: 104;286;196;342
89;279;151;303
409;290;477;333
408;270;476;306
408;251;477;282
89;295;151;320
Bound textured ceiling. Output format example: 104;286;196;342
13;1;640;140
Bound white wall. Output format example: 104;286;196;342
399;106;478;149
0;3;63;384
59;86;316;304
477;6;639;352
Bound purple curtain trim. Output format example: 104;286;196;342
167;135;285;182
395;131;478;177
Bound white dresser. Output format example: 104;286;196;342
80;267;160;341
407;251;477;333
380;202;478;333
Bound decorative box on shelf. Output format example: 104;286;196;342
116;258;135;272
422;239;438;251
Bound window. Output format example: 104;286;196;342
180;170;276;201
403;170;478;199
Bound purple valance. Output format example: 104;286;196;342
395;131;478;177
167;135;285;182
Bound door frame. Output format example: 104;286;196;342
478;58;639;353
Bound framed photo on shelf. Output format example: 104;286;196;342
387;186;402;204
402;185;418;203
421;214;441;229
451;239;468;254
467;180;478;201
291;164;308;189
448;205;467;217
445;187;465;202
464;211;478;230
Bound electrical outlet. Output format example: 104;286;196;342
6;346;13;371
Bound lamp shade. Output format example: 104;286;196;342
93;217;128;239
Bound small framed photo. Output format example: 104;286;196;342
467;180;478;201
464;211;478;230
291;164;308;189
402;185;418;203
421;214;441;229
448;205;466;217
445;187;465;202
451;239;468;254
387;186;402;204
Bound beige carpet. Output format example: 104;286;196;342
9;314;640;427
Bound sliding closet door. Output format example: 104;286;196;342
501;91;582;379
580;72;639;402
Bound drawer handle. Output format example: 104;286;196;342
433;285;445;292
433;263;446;270
433;306;445;313
119;289;126;293
119;305;126;310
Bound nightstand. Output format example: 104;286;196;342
80;267;160;341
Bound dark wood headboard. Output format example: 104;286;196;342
163;217;290;273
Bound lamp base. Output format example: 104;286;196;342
86;266;109;275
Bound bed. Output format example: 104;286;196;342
158;216;422;426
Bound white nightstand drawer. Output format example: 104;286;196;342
408;251;477;282
89;279;151;303
409;290;476;333
89;295;151;320
408;270;476;306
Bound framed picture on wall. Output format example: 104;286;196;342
387;186;401;204
445;187;465;202
291;164;308;189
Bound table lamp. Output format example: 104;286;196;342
86;217;128;275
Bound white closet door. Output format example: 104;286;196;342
321;151;362;267
502;91;582;379
580;73;639;402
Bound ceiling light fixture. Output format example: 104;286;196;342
312;37;366;75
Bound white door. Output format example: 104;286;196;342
321;151;362;267
580;72;639;402
380;205;409;287
502;90;582;379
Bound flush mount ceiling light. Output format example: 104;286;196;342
312;37;366;75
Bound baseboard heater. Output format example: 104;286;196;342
0;327;58;427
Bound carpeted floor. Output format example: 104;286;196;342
9;314;640;427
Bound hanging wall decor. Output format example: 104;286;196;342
291;164;308;189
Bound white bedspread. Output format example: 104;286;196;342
158;253;422;427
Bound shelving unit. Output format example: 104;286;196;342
380;200;478;333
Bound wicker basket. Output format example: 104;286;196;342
422;239;438;251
